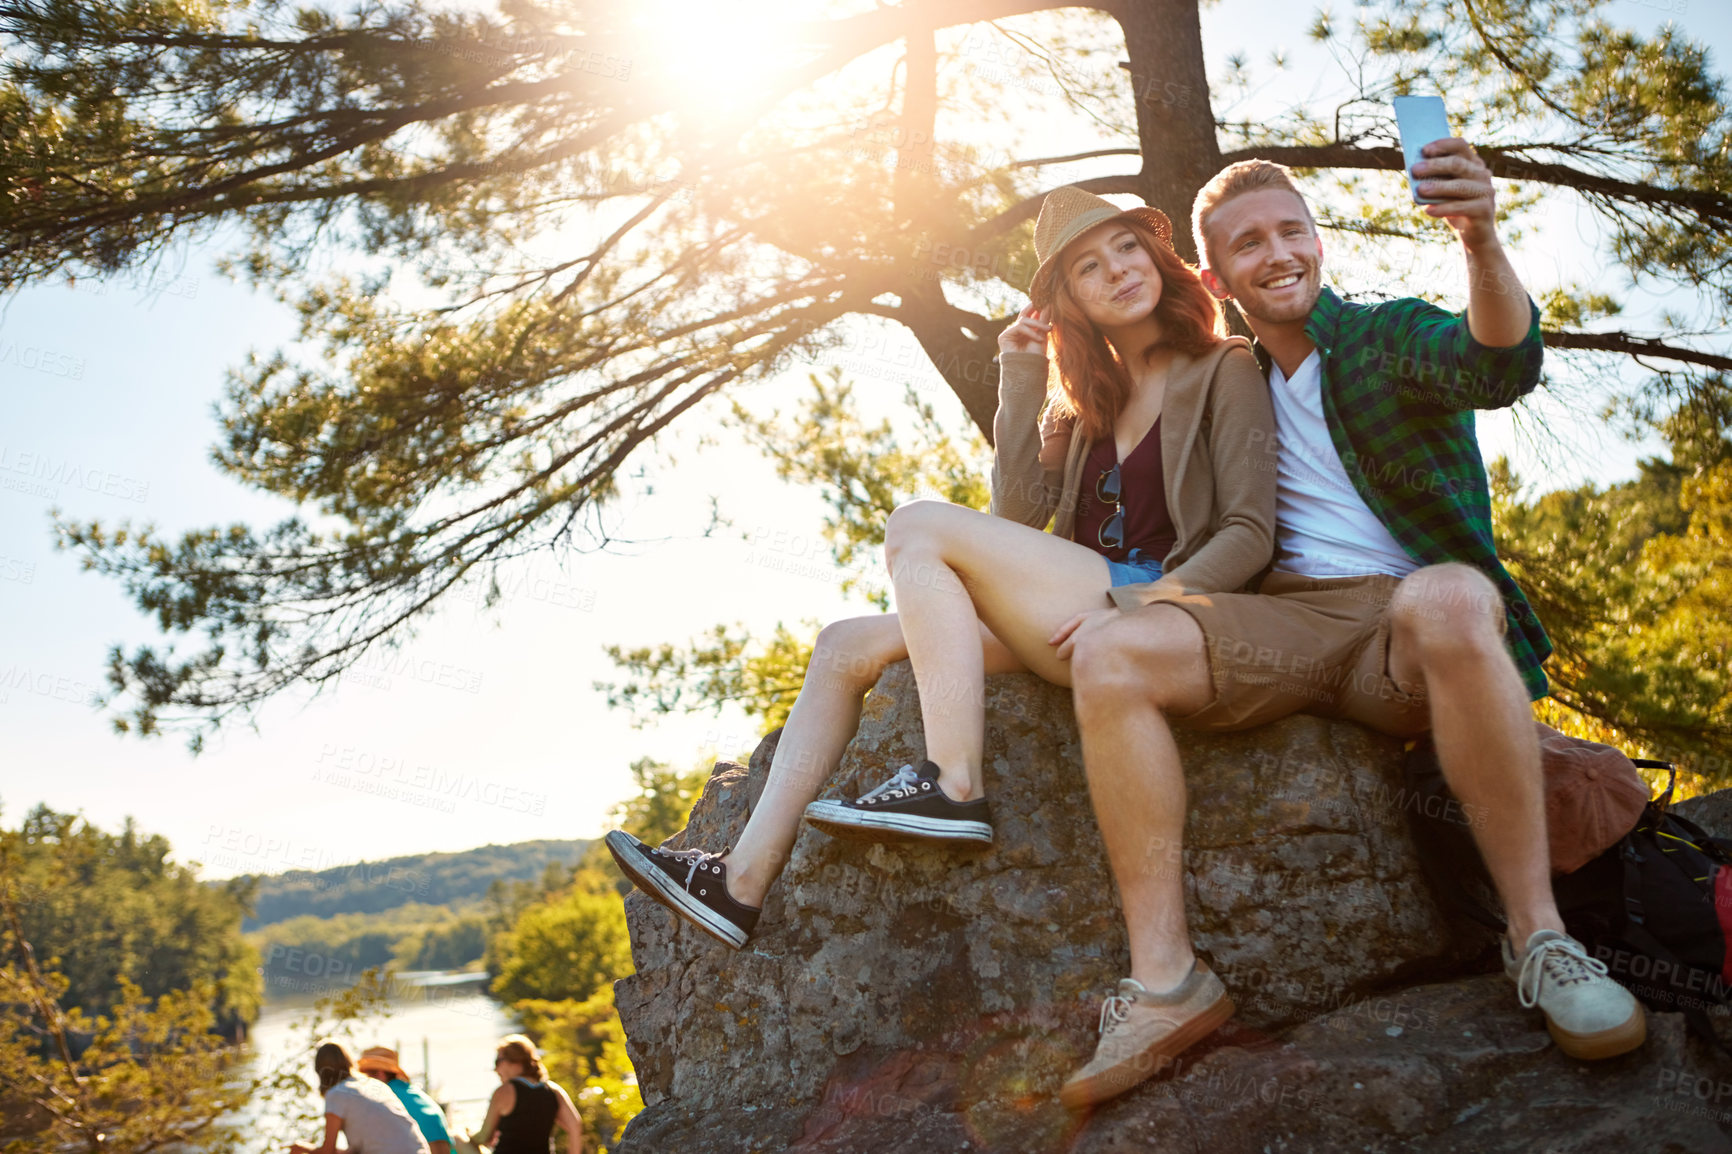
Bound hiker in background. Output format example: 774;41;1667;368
358;1046;453;1154
605;184;1277;952
290;1040;430;1154
1051;147;1644;1109
459;1034;584;1154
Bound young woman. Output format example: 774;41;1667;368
606;185;1276;950
290;1041;431;1154
460;1034;585;1154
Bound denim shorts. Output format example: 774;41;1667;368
1104;548;1165;587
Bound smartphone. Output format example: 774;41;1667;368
1393;95;1452;205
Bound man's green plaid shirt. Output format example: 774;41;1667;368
1287;285;1551;700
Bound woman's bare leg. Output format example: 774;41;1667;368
883;499;1118;802
722;613;1027;907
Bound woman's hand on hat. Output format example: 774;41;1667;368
998;305;1051;356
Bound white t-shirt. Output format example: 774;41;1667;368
323;1076;432;1154
1267;350;1420;578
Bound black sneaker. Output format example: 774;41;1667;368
803;761;993;845
604;831;760;949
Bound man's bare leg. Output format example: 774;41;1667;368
1068;605;1215;992
1386;563;1562;946
1388;563;1643;1060
1057;602;1233;1110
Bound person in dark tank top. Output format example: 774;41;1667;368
459;1034;584;1154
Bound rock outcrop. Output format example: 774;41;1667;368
614;663;1732;1152
1677;789;1732;841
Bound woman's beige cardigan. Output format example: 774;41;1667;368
988;339;1278;609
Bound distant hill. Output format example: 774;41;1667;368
234;838;590;929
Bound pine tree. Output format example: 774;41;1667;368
4;0;1725;745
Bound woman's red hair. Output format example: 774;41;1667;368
1047;220;1226;442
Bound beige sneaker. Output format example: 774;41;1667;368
1502;929;1646;1059
1060;958;1235;1110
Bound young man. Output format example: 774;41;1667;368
1050;143;1645;1110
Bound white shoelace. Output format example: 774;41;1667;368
1098;990;1134;1035
857;763;923;805
1515;935;1609;1009
656;846;724;889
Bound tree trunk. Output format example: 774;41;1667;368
1119;0;1223;264
902;0;1233;439
893;17;1007;441
896;288;1003;436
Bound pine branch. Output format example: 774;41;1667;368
1543;330;1732;373
1220;144;1732;227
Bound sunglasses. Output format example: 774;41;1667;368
1095;461;1124;552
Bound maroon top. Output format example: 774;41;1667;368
1072;415;1177;563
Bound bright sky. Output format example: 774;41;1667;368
1;0;1725;880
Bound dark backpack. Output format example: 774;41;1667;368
1403;734;1732;1046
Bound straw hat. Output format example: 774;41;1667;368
356;1045;408;1081
1028;186;1173;308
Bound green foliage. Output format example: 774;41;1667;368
1;804;261;1031
483;759;708;1148
597;620;817;736
606;757;712;848
238;838;588;927
514;988;643;1154
11;0;1725;747
0;963;247;1154
395;915;489;971
1498;385;1732;787
1;827;398;1154
1539;285;1622;329
249;904;491;985
488;890;631;1006
1321;0;1731;308
598;371;989;728
730;368;992;610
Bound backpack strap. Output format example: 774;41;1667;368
1655;810;1732;864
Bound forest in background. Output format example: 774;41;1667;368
0;758;704;1152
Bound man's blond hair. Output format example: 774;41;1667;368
1191;160;1313;268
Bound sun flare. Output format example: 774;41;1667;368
627;0;814;119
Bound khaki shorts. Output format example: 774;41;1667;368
1140;569;1502;737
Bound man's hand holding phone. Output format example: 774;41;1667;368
1394;96;1500;251
1393;96;1527;345
1412;137;1500;251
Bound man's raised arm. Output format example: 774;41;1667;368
1414;136;1531;349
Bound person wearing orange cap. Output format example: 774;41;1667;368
358;1046;452;1154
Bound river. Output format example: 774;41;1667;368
244;970;519;1137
